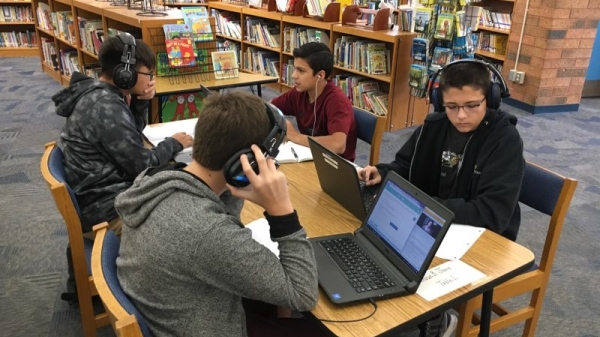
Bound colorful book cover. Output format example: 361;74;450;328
434;12;455;40
367;49;388;75
166;38;196;67
455;10;466;37
431;47;453;71
181;6;212;41
414;7;433;33
412;37;429;62
162;23;193;40
409;64;428;89
211;50;239;79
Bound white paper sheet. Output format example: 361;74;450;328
416;260;486;301
435;224;485;260
276;141;313;163
245;218;280;258
143;118;198;163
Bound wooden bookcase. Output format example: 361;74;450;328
0;0;39;56
31;0;182;86
207;1;417;131
472;0;514;66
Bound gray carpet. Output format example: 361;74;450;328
0;57;599;337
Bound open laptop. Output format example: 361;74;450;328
309;171;454;305
308;137;379;221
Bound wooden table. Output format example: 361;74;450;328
241;162;535;337
155;72;279;97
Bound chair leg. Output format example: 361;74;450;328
522;288;545;337
78;287;98;337
456;298;479;337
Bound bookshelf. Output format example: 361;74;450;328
470;0;514;68
0;0;39;56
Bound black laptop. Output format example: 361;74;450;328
308;138;379;221
309;171;454;305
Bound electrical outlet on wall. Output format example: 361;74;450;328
508;69;526;84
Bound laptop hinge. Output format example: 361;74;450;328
354;227;364;236
405;281;419;293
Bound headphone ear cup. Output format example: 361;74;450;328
112;64;138;90
223;149;258;187
431;86;445;113
486;82;502;110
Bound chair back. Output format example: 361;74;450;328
41;141;109;336
519;162;578;273
353;107;387;165
92;223;151;337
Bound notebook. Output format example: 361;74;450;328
309;171;454;305
275;141;313;163
308;137;378;221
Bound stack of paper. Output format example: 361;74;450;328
143;118;197;163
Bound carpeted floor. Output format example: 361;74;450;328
0;57;599;336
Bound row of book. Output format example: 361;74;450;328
245;17;280;49
392;6;413;32
211;9;242;40
465;5;511;32
243;46;279;77
40;37;81;76
474;31;507;55
282;26;329;53
77;18;103;56
0;30;37;48
36;4;77;45
333;37;391;76
333;75;388;116
1;5;33;22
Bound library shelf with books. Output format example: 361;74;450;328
0;0;38;56
331;23;416;131
468;0;513;70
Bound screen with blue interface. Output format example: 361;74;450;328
365;179;446;273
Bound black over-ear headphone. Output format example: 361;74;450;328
223;102;287;188
113;33;138;90
428;59;510;112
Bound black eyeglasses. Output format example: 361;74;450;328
444;97;486;114
138;71;154;81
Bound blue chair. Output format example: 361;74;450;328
456;162;578;337
353;107;387;165
91;223;151;337
41;141;109;336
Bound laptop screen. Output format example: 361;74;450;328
365;178;447;274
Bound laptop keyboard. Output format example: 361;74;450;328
319;238;395;293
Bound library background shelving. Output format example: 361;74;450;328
0;0;39;57
207;0;419;131
472;0;514;66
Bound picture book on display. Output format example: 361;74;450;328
414;7;433;34
181;6;212;41
166;38;196;67
434;12;455;40
412;37;429;62
211;50;239;79
430;47;453;71
409;64;428;90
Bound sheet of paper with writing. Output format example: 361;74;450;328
435;224;485;260
143;118;198;163
416;260;486;302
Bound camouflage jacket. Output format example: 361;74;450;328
53;72;183;233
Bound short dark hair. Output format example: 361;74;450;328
98;36;156;79
192;91;271;170
293;42;334;79
439;61;492;95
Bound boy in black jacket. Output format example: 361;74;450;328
359;60;525;337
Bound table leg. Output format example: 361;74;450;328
257;84;262;97
479;289;493;337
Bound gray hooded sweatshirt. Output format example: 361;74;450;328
115;163;319;337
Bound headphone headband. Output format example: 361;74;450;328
428;59;510;112
117;33;137;65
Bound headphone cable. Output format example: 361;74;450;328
319;298;378;323
311;77;319;137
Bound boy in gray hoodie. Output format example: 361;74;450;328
115;91;323;337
